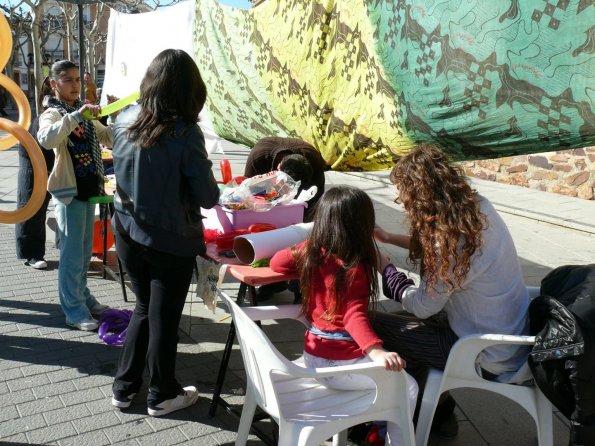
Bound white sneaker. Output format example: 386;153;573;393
90;302;110;316
112;392;137;409
147;386;199;417
27;258;47;269
67;317;99;331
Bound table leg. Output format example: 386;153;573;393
209;321;236;417
101;204;108;279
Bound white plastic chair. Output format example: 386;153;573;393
218;289;415;446
415;287;553;446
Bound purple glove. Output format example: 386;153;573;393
382;264;414;302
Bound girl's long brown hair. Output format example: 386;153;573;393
390;144;486;292
297;186;379;320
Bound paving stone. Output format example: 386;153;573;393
60;387;104;406
7;373;51;392
135;426;189;445
0;413;47;436
0;404;19;422
2;388;36;405
104;419;154;443
33;379;77;399
57;429;111;446
46;367;87;384
42;402;91;425
20;362;64;377
26;420;78;444
17;395;64;417
72;410;122;434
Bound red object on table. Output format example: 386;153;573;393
220;159;232;184
215;229;249;250
92;218;115;255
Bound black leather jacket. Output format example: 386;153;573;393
112;105;220;256
528;264;595;446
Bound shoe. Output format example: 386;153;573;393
430;394;459;438
26;258;47;269
112;392;137;409
147;386;199;417
67;317;99;331
90;302;110;316
256;281;288;302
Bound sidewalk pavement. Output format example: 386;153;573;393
0;115;594;445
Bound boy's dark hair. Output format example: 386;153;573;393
41;60;78;106
280;154;313;189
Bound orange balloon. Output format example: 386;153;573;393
0;73;32;150
0;118;48;224
0;14;11;70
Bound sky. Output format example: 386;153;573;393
217;0;252;8
0;0;253;10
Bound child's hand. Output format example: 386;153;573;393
377;251;391;271
79;104;101;120
374;226;390;243
367;346;406;371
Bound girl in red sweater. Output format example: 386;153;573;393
270;186;418;445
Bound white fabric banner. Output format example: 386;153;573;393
102;1;226;154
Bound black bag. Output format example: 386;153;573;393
528;264;595;446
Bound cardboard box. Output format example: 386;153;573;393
202;202;306;233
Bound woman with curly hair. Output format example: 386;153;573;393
373;144;529;435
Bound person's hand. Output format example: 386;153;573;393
374;225;390;243
106;94;120;119
79;103;101;120
377;252;391;271
367;345;406;371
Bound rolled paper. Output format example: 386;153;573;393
82;91;140;120
233;222;313;264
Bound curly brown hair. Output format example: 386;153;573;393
390;144;487;292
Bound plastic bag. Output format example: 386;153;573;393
219;171;300;212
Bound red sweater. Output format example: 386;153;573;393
270;242;383;360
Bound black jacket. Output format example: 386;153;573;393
528;264;595;446
112;105;220;257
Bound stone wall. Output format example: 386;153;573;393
460;147;594;200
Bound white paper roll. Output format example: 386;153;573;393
233;222;313;264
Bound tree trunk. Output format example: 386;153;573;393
30;10;45;115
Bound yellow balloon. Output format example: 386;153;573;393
0;74;32;150
0;14;12;71
0;118;48;224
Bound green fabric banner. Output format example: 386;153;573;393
194;0;594;170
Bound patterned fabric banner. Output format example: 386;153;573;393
194;0;595;170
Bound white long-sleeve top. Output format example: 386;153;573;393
386;196;529;380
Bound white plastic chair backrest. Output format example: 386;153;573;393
219;290;304;420
444;285;540;383
442;334;535;386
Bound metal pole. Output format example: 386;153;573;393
78;1;86;101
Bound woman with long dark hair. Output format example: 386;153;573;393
373;144;529;434
110;49;220;417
